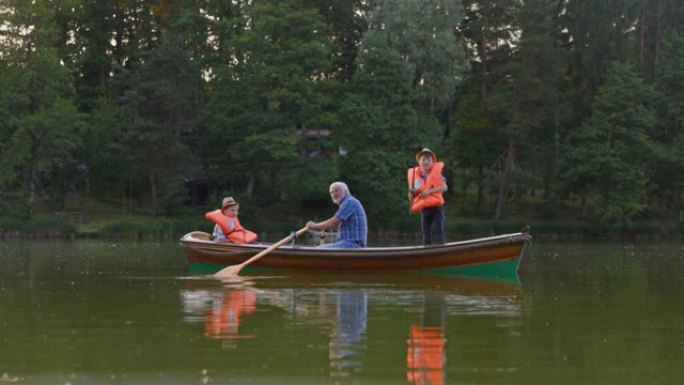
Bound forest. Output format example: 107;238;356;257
1;0;683;233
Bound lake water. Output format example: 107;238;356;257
1;239;683;384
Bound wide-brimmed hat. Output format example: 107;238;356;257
415;147;437;162
221;196;239;209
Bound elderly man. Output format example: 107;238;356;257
306;182;368;248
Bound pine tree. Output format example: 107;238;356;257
561;62;656;223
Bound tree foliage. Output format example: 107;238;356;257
1;0;683;227
337;31;418;223
200;0;333;207
561;62;656;223
0;0;82;212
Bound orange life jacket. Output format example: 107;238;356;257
406;324;445;385
407;162;445;213
204;290;256;338
205;210;258;244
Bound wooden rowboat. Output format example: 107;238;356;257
180;226;532;278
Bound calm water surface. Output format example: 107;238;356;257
1;239;684;384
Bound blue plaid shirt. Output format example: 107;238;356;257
334;194;367;247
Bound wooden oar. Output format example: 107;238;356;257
214;226;309;278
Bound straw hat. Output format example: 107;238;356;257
415;147;437;162
221;196;239;209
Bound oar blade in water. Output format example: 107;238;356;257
214;264;244;278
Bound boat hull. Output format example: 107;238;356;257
180;229;532;277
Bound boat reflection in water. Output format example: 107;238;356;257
180;273;521;381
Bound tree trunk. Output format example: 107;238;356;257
494;137;515;221
545;113;561;203
680;186;684;224
149;170;158;216
246;169;256;199
637;0;646;65
128;176;133;215
27;166;37;215
653;0;664;66
476;166;484;209
480;15;488;108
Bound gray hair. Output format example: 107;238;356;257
329;181;349;194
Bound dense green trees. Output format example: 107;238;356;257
119;34;202;215
653;33;684;222
337;30;418;219
561;62;656;223
1;0;683;227
0;0;83;213
200;0;333;208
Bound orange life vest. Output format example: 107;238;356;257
407;162;445;213
204;290;256;338
406;324;445;385
205;210;258;244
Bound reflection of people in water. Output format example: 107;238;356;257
407;293;446;385
329;290;368;377
204;290;256;342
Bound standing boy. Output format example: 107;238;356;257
407;148;448;245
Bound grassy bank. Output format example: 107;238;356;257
3;215;683;241
2;195;683;241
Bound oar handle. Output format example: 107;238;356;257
214;226;309;277
237;226;309;268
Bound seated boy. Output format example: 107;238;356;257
205;197;258;243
